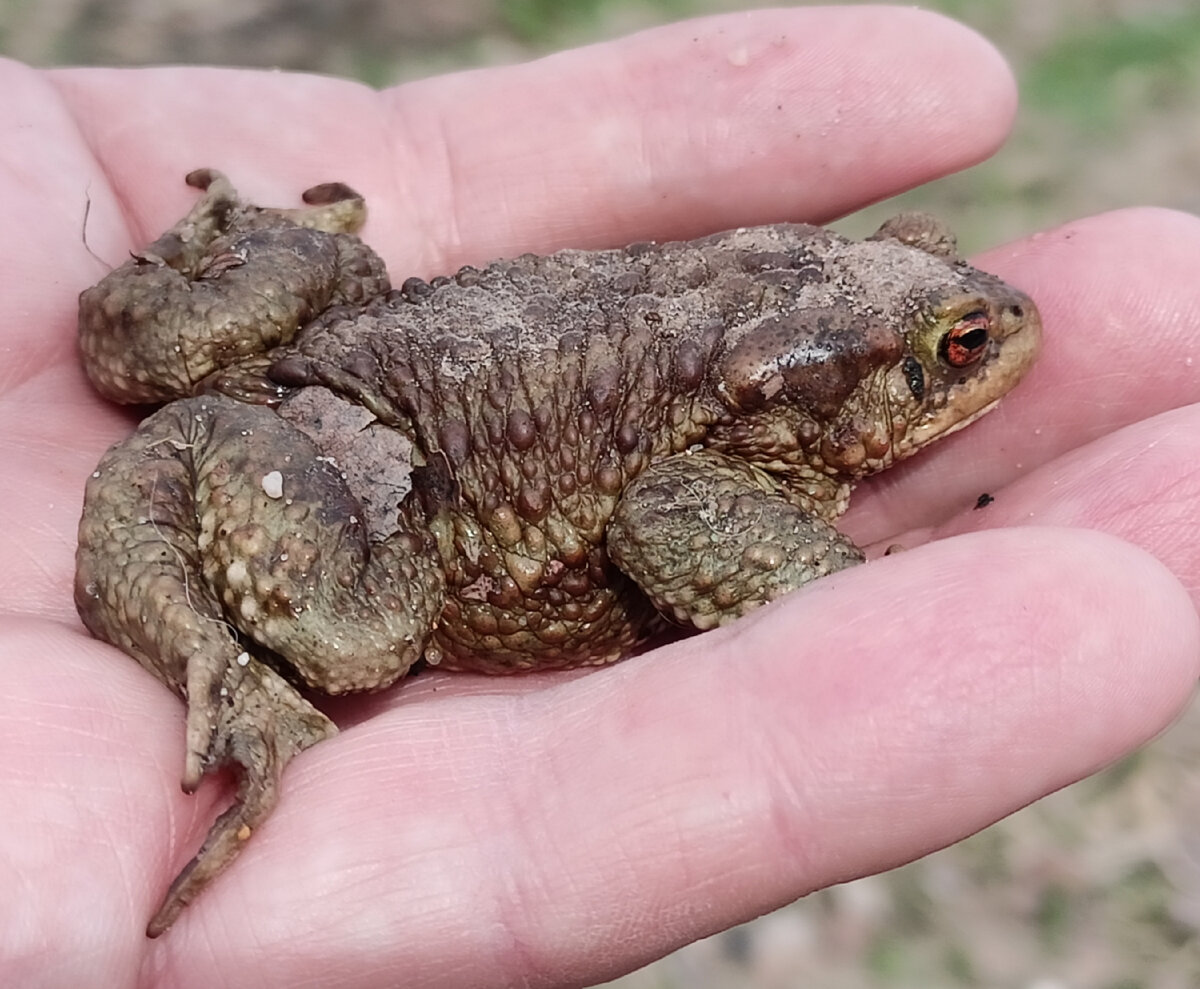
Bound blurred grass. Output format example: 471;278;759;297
2;2;1199;987
1024;8;1200;131
499;0;611;42
499;0;691;42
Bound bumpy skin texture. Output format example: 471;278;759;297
75;171;1041;935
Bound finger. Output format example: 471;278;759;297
0;619;186;981
377;6;1016;263
846;207;1200;542
0;63;139;618
0;60;117;364
47;7;1016;271
932;403;1200;603
979;207;1200;462
151;528;1197;987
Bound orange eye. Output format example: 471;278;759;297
939;312;990;368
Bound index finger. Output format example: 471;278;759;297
47;6;1017;273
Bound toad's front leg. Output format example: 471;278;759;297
76;395;445;935
606;450;865;629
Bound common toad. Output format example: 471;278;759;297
75;170;1040;935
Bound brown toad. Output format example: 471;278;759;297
75;170;1040;935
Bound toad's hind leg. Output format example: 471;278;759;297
606;450;865;630
78;169;390;405
76;395;445;935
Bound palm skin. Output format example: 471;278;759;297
2;7;1199;988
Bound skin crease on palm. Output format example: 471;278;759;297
2;3;1200;987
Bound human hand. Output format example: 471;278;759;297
2;6;1198;987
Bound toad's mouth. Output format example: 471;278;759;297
923;396;1001;442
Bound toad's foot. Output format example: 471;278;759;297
147;656;336;937
76;395;445;935
78;169;390;404
607;450;865;628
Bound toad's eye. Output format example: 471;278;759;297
939;312;990;368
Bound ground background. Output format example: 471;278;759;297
5;2;1199;986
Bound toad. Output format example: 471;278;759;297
75;170;1040;935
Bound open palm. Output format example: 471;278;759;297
3;8;1198;989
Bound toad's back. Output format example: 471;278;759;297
269;227;842;668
